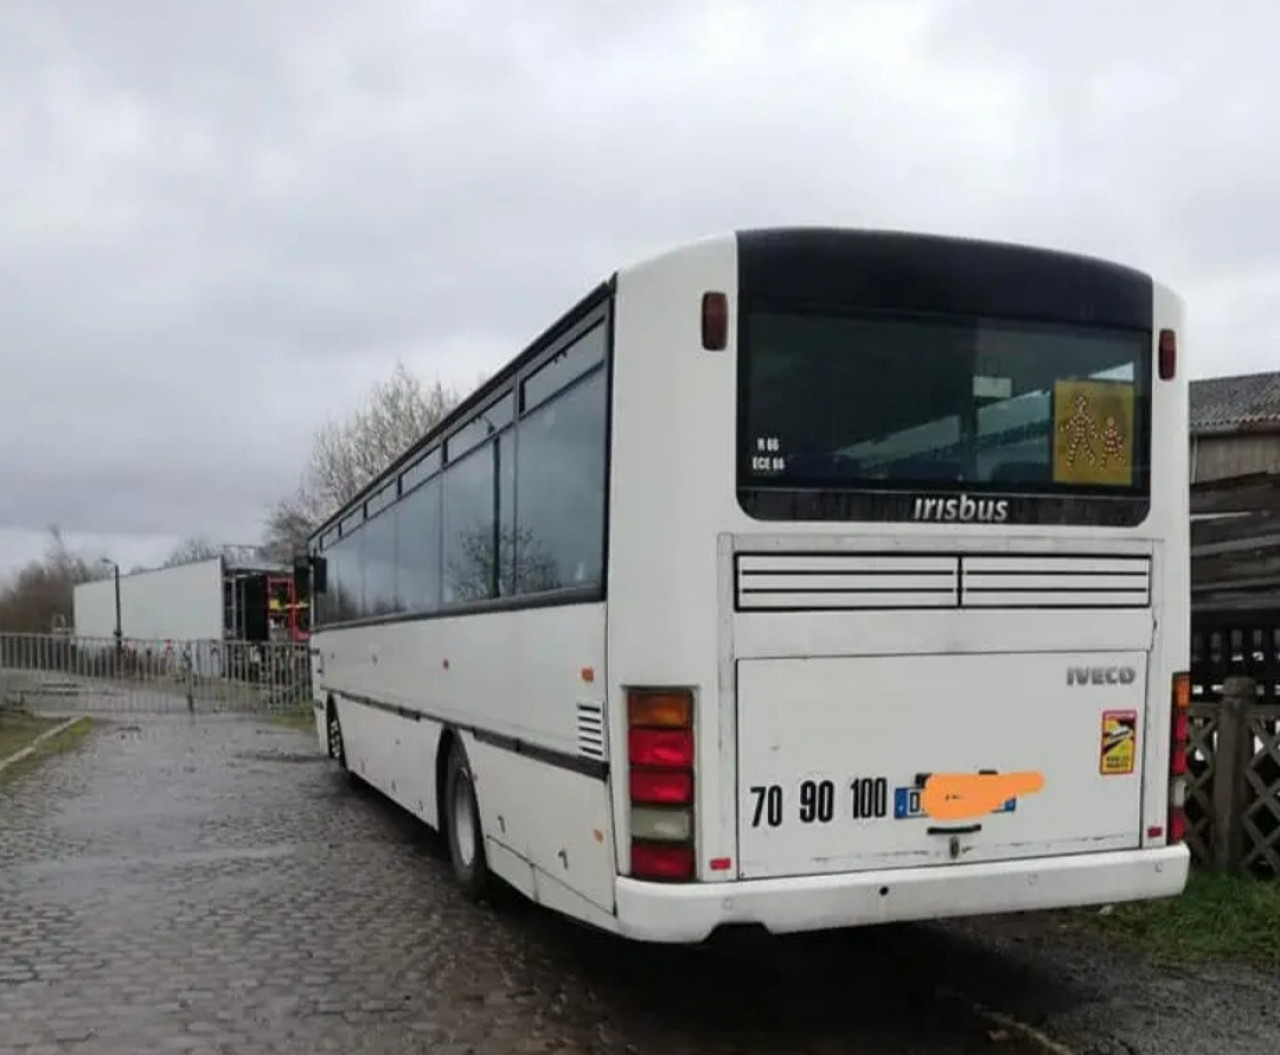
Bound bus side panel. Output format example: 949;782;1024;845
316;601;611;911
608;236;741;881
463;732;617;915
333;690;444;827
1140;283;1189;848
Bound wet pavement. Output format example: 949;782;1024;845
0;714;1272;1054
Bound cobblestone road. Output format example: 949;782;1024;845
0;715;1052;1054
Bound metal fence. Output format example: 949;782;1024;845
0;633;313;716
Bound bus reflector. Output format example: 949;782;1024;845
630;768;693;805
1159;329;1177;380
628;688;692;728
1167;671;1190;844
631;841;695;881
702;292;728;351
629;728;694;768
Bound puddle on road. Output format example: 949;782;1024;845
232;749;327;764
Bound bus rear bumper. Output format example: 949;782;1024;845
614;844;1190;944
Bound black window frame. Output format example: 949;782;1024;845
513;364;609;597
733;228;1158;529
307;288;614;631
400;447;441;494
365;478;399;518
396;468;444;615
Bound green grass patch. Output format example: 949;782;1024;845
267;707;318;733
0;710;63;761
1080;868;1280;970
0;711;93;781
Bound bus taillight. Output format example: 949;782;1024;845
630;841;695;881
626;687;696;882
630;768;693;804
1159;328;1177;380
628;728;693;768
702;292;728;351
1168;672;1191;843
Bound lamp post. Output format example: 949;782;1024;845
101;558;122;660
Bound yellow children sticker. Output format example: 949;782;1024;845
1099;709;1137;776
1052;379;1135;486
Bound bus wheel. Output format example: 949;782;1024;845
326;703;346;769
445;741;491;901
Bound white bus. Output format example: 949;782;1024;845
306;227;1191;943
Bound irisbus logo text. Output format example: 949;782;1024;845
911;494;1010;523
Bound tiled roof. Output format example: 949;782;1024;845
1190;371;1280;433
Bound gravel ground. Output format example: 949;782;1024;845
935;910;1279;1055
0;712;1272;1054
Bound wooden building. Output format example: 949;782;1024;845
1189;371;1280;612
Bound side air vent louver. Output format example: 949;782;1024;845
576;701;606;760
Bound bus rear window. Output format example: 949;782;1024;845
739;309;1151;496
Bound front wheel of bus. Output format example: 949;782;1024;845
445;742;492;902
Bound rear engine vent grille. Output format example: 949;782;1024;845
735;552;1153;611
735;554;959;611
960;555;1151;609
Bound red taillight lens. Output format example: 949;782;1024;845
1159;328;1177;381
630;768;693;805
1167;671;1191;844
629;727;694;768
630;840;695;881
701;292;728;351
1170;711;1189;775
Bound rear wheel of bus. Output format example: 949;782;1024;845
325;699;346;770
445;740;493;902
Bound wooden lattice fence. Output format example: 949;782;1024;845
1188;611;1280;877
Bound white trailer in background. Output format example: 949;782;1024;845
73;557;225;643
70;550;301;676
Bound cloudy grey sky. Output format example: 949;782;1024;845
1;0;1274;576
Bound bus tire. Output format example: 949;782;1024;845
326;700;347;770
445;740;491;902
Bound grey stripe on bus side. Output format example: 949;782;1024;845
321;686;609;782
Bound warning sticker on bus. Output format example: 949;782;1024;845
1052;378;1135;487
1099;709;1138;775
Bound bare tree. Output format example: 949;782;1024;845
444;524;562;604
0;526;110;633
161;536;222;567
262;363;464;560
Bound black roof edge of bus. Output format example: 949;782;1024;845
733;226;1154;330
733;226;1154;282
308;273;618;545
